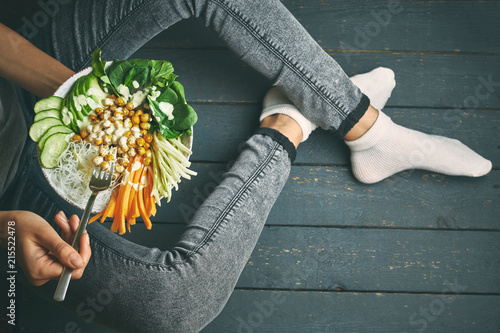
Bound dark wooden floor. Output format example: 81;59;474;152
11;1;500;332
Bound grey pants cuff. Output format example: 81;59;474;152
254;127;297;163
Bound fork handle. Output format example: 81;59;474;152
54;192;97;302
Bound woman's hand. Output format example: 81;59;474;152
1;210;91;286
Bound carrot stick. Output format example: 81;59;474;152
118;157;144;234
144;171;156;217
136;166;152;229
101;189;118;223
138;186;152;229
110;185;125;233
89;210;104;224
129;192;140;220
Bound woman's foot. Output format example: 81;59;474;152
345;110;493;184
350;67;396;111
260;87;316;144
259;67;397;144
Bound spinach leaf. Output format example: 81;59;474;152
170;81;186;103
157;87;179;105
123;66;149;90
108;59;150;91
91;49;106;77
90;49;118;95
171;104;197;131
150;60;174;87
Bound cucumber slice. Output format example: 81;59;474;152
29;117;64;142
34;96;63;113
40;133;70;169
34;109;61;122
38;125;73;151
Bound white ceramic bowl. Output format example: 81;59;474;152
41;63;193;213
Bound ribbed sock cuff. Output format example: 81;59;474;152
336;93;371;139
344;110;392;151
254;127;297;163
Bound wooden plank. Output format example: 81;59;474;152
131;48;500;109
116;224;500;293
145;1;500;53
203;290;500;333
139;164;499;230
189;104;499;166
13;285;500;333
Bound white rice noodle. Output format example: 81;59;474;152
47;141;118;212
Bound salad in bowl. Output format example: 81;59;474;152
28;49;197;234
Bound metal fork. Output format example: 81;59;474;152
53;162;115;302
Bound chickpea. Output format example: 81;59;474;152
128;110;135;117
140;113;150;122
99;146;110;157
137;147;146;156
132;115;141;125
105;154;115;162
89;114;98;123
72;134;82;142
145;150;152;158
92;156;104;166
123;118;132;128
95;107;104;116
121;158;130;168
135;109;144;116
94;137;104;146
143;157;152;166
109;105;117;111
104;134;113;145
136;137;145;147
100;161;109;170
144;134;153;143
128;148;137;157
103;111;111;119
144;142;150;149
122;109;129;116
115;97;126;107
115;164;125;174
80;129;89;139
125;102;134;110
124;130;132;138
140;129;148;136
108;94;116;100
127;137;136;147
140;122;151;130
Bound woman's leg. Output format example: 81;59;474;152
25;0;490;185
2;119;299;333
24;0;368;138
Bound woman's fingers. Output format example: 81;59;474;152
54;211;72;242
71;232;91;279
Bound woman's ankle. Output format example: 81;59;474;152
344;105;379;141
260;113;303;148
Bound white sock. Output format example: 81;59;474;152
345;111;493;184
260;87;317;142
350;67;396;111
260;67;397;142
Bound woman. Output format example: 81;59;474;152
0;1;491;332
